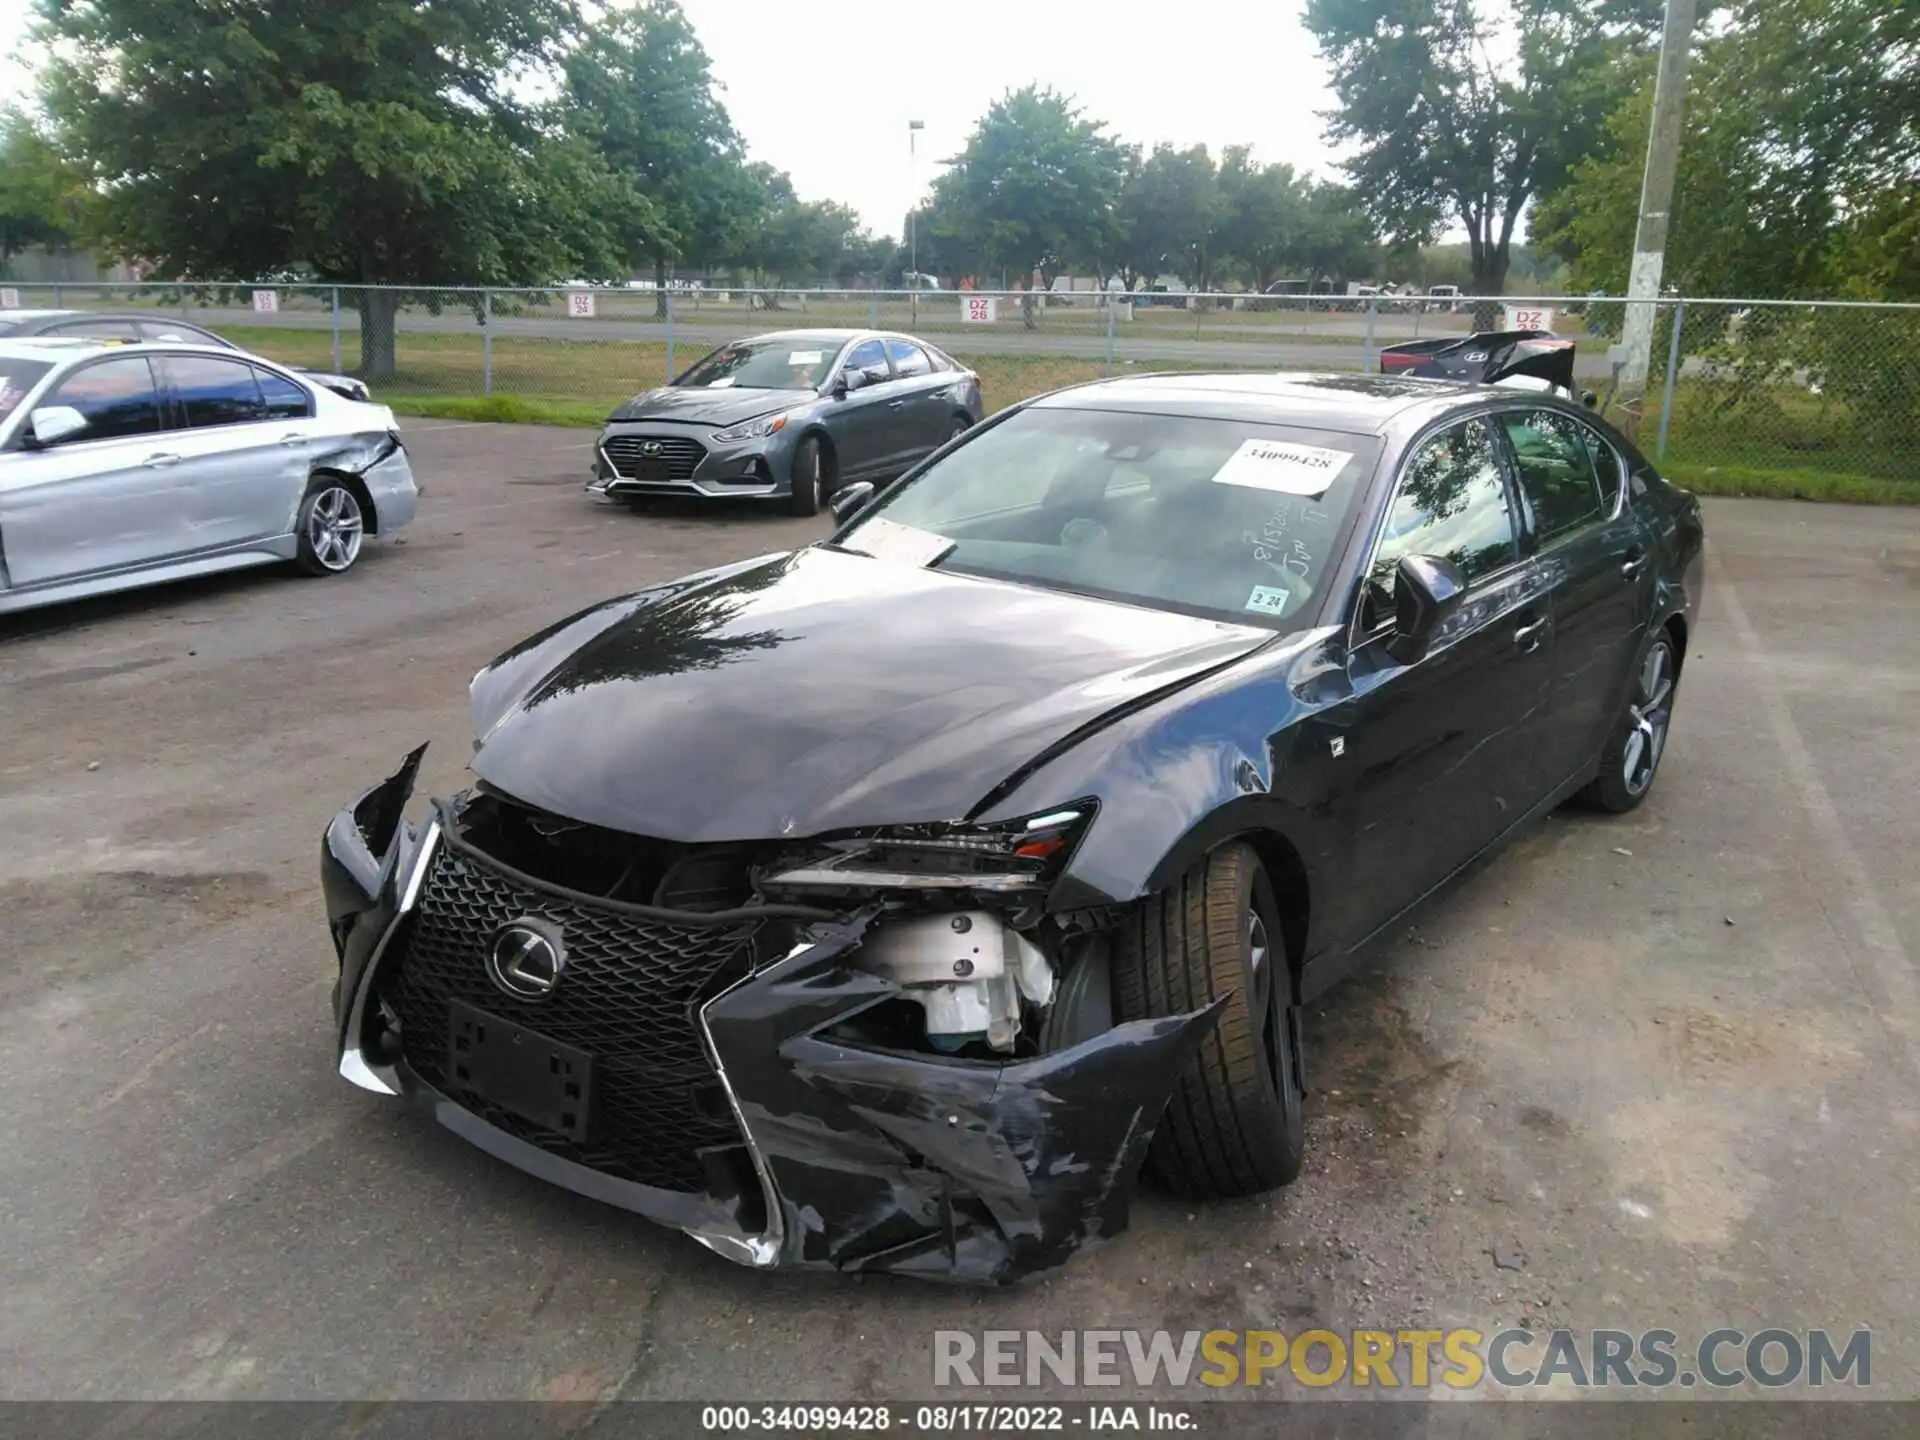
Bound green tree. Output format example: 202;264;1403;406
1534;0;1919;301
936;86;1128;304
1305;0;1657;300
0;110;97;275
36;0;640;379
1212;149;1311;293
1117;143;1218;290
562;0;750;314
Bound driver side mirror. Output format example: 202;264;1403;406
1384;553;1466;665
1580;389;1598;409
829;480;875;524
26;405;89;448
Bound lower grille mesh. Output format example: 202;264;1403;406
378;840;758;1193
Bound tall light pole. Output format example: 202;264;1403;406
1616;0;1698;439
908;119;924;320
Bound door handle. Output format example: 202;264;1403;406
1513;618;1548;652
279;433;310;447
887;399;908;409
1621;551;1650;578
142;453;181;468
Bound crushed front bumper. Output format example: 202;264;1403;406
322;747;1221;1283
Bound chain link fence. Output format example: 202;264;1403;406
3;282;1914;486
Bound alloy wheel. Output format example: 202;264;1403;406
1249;911;1302;1114
1623;640;1674;796
308;486;364;572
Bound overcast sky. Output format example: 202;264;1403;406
682;0;1341;238
0;0;1343;242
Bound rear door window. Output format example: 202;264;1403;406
885;339;932;378
254;367;313;420
1497;409;1606;543
165;353;267;428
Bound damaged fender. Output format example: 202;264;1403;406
321;747;1230;1282
705;930;1229;1282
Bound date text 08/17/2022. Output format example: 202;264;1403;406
700;1404;1194;1432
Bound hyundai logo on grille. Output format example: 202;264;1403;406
640;440;664;456
486;919;566;999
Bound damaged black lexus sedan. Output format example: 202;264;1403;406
322;364;1704;1283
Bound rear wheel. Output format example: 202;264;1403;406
946;415;971;445
1112;842;1305;1198
295;478;365;576
1577;632;1677;813
787;436;824;517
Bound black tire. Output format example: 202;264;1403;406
1112;842;1305;1199
946;415;971;445
294;477;367;577
787;435;825;516
1575;631;1678;813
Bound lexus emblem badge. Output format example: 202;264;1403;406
486;919;566;1000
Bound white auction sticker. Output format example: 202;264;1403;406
1244;585;1291;616
846;517;954;569
787;350;823;365
1210;438;1350;497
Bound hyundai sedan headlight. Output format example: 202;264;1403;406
711;412;791;444
758;804;1097;893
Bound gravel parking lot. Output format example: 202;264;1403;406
3;420;1918;1402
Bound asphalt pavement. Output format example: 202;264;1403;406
1;422;1915;1402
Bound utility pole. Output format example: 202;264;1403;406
908;119;925;323
1616;0;1698;439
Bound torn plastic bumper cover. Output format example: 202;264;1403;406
321;746;1224;1283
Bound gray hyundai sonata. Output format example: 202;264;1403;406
589;329;983;515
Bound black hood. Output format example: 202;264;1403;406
469;547;1269;843
607;385;806;426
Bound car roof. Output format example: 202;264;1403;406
1030;370;1516;435
0;309;77;325
0;336;251;364
740;328;868;347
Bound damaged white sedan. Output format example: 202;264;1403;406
0;338;416;616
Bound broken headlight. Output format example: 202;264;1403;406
759;803;1096;893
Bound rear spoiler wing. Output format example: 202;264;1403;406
1379;330;1577;393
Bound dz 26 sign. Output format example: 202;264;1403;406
962;296;998;324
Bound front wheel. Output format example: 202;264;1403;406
295;479;365;576
1577;631;1678;812
1112;842;1305;1199
787;436;824;517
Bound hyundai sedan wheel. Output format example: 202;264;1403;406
787;436;824;517
296;481;366;576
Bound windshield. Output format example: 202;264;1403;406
0;359;54;423
841;405;1378;629
674;339;842;391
